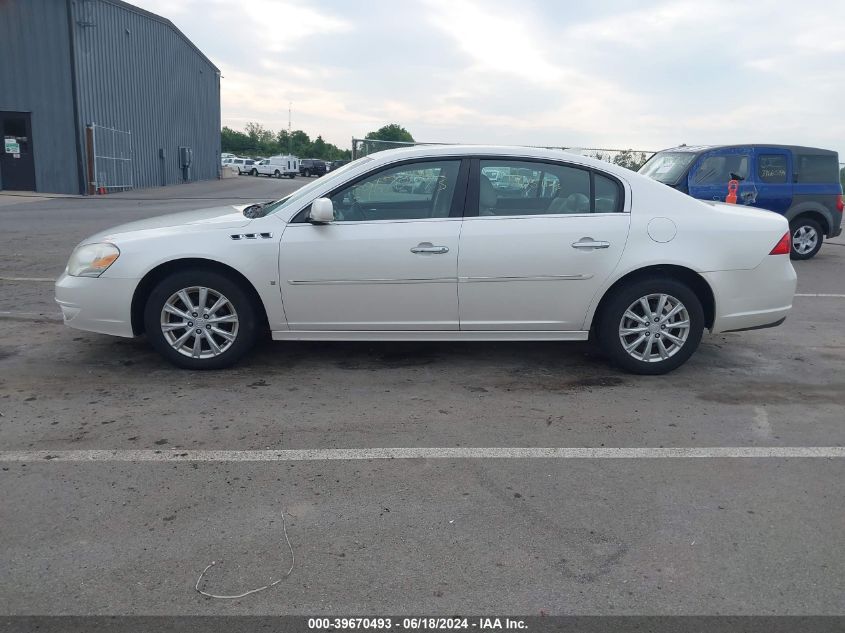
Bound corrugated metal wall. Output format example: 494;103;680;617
0;0;81;194
69;0;220;189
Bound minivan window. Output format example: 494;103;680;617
638;152;696;185
758;155;787;184
796;155;838;183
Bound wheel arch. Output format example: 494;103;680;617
785;205;831;235
589;264;716;332
130;258;269;335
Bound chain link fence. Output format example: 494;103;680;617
351;138;655;170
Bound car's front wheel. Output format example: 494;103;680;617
790;217;823;260
274;170;281;178
143;270;260;369
597;278;704;375
303;169;311;177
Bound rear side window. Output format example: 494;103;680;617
796;155;838;183
478;160;623;216
758;155;787;184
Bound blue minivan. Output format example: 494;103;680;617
639;145;843;259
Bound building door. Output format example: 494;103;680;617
0;112;36;191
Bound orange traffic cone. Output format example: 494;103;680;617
726;179;738;204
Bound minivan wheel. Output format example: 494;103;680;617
597;278;704;375
790;217;823;260
143;270;260;370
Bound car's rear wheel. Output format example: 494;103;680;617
597;278;704;375
250;168;258;176
143;270;260;369
274;170;280;178
790;217;823;260
288;173;295;179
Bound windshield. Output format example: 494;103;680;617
639;152;697;185
262;156;374;216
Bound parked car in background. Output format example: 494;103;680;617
55;145;796;375
229;158;255;175
253;155;299;178
329;160;349;171
221;153;235;163
640;145;843;259
299;159;327;177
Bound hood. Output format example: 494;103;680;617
84;205;252;243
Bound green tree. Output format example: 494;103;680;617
613;149;650;171
365;124;414;143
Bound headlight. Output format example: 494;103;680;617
66;243;120;277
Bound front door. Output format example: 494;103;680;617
458;158;631;331
687;147;755;205
0;111;36;191
278;159;467;330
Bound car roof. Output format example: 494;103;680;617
364;145;637;178
656;144;838;156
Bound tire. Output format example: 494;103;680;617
597;277;704;375
250;169;258;176
789;217;823;260
303;169;311;177
143;269;261;370
274;170;281;178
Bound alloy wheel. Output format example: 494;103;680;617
792;225;818;255
618;293;690;363
160;286;239;359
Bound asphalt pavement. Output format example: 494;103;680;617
0;177;843;616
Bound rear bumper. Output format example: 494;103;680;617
55;273;137;338
704;256;797;334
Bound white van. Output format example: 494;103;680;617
254;155;299;179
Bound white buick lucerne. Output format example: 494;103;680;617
56;146;797;374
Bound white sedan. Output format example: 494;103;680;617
55;145;797;374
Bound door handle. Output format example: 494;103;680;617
571;237;610;250
411;242;449;254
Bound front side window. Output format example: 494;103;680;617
692;153;749;184
758;154;787;184
478;160;622;216
327;160;461;222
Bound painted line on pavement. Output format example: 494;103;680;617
0;276;56;282
1;447;844;463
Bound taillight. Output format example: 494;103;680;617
836;193;843;213
769;231;791;255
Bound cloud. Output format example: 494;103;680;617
129;0;845;158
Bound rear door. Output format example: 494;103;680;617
457;158;631;331
687;147;755;204
752;149;792;214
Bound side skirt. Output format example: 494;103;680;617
271;330;591;342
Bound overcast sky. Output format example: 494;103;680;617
134;0;845;156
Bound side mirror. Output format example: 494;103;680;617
309;198;334;223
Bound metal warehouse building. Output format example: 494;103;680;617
0;0;220;194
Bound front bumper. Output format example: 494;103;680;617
55;273;137;338
703;256;797;334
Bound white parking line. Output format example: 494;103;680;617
0;276;56;282
795;293;845;298
1;447;843;462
